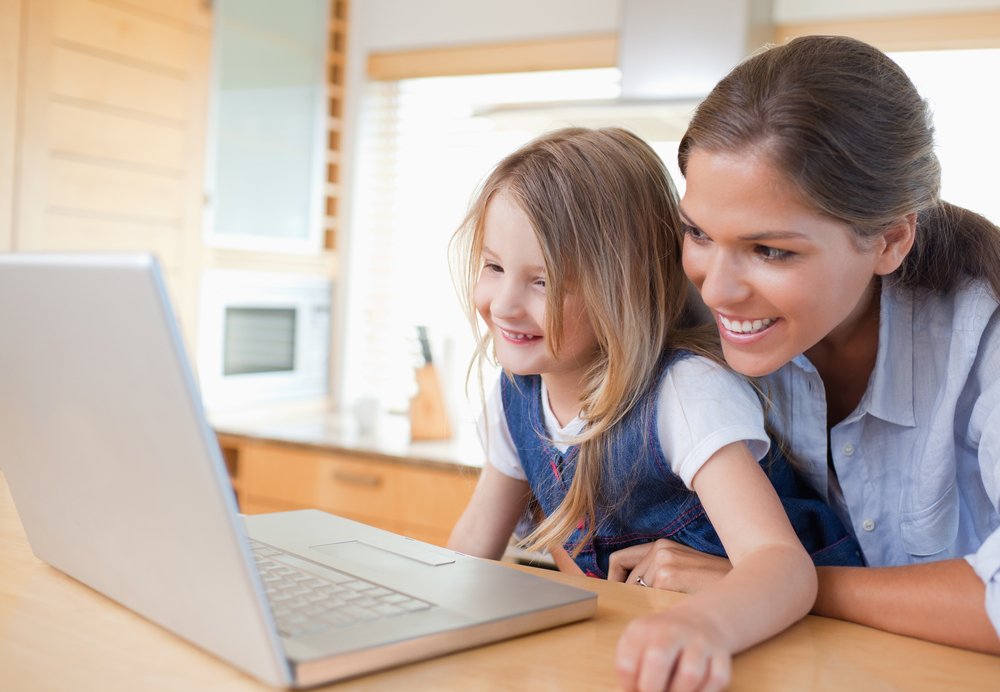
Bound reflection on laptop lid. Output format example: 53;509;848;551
0;253;596;687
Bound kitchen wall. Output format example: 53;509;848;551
2;0;213;348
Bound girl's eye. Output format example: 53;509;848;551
484;261;502;274
683;225;709;242
755;245;793;261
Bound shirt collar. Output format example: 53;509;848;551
865;281;916;427
787;282;916;428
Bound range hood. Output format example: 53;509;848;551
619;0;773;101
478;0;773;142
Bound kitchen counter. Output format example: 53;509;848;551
210;406;485;474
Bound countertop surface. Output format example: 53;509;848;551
210;406;485;472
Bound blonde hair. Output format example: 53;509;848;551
451;127;721;555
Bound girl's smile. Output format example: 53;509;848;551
473;192;599;400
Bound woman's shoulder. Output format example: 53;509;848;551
892;277;999;335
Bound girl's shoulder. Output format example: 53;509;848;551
659;349;747;387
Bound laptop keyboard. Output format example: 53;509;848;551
250;540;433;638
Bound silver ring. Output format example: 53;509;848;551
635;575;649;587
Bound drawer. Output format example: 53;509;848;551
240;444;478;536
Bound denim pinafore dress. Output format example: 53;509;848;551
501;351;863;578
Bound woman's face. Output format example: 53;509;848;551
680;148;895;377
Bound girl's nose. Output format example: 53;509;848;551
697;252;751;311
489;279;524;320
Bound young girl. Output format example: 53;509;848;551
446;127;858;692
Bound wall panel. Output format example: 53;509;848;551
47;157;182;220
0;0;23;252
50;46;187;121
53;0;193;73
48;101;186;170
43;213;179;267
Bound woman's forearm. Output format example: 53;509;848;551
815;559;1000;655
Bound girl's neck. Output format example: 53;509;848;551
540;373;585;428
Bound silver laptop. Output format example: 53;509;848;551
0;253;596;687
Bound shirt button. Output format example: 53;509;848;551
843;444;855;456
862;519;875;532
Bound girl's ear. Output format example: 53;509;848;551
874;213;917;276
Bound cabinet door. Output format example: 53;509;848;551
240;444;477;546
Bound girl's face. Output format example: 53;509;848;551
474;192;599;385
680;148;898;377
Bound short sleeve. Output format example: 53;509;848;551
477;378;527;480
657;356;770;489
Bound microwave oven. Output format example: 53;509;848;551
196;270;332;413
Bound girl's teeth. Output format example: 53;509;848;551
721;316;774;335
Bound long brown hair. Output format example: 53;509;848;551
451;127;720;554
679;35;1000;299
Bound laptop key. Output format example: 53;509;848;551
398;599;431;612
340;605;379;622
379;593;410;605
341;580;376;591
371;603;406;617
319;611;356;627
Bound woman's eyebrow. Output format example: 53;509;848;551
739;230;809;241
678;207;697;227
679;207;808;241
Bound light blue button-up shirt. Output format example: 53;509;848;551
766;279;1000;635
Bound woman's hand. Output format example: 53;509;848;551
616;609;731;692
607;539;733;593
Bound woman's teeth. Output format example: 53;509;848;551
501;329;537;341
721;316;775;334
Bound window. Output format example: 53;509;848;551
888;49;1000;225
343;49;1000;430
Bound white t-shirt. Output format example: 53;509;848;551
480;355;770;489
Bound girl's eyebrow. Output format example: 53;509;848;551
678;207;807;241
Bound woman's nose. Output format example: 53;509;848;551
697;252;751;311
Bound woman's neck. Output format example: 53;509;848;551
805;278;882;429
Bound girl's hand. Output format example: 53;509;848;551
607;539;733;594
616;610;731;692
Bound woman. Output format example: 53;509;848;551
610;35;1000;656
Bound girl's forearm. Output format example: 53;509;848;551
815;560;1000;655
669;543;817;654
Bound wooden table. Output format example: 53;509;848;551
2;470;999;691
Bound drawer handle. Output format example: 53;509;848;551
332;471;382;487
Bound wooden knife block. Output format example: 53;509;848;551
409;364;452;441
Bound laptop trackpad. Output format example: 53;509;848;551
310;540;456;568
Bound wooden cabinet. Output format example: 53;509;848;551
218;435;479;548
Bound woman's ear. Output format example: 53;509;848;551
874;213;917;276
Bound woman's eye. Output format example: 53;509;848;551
683;225;709;242
534;278;546;289
755;245;792;261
